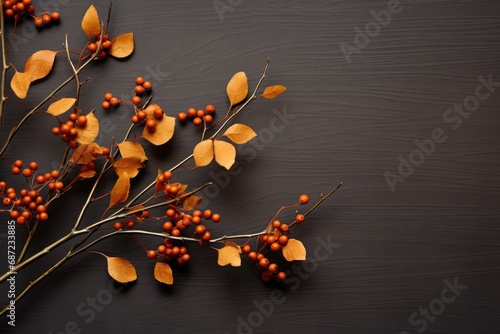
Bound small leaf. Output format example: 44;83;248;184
10;71;31;99
108;172;130;209
262;85;286;99
193;139;214;167
76;112;99;144
155;169;166;193
226;71;248;106
70;143;103;164
216;242;242;267
214;140;236;170
79;170;97;179
24;50;57;82
282;238;306;261
117;141;148;162
141;104;175;146
107;256;137;283
154;262;174;285
183;195;202;211
81;5;101;39
223;124;257;144
47;98;76;116
113;157;144;178
109;33;134;58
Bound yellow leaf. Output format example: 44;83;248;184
76;112;99;144
113;157;144;178
106;256;137;283
214;140;236;170
46;98;76;116
109;33;134;58
154;262;174;285
282;238;307;261
216;242;242;267
262;85;286;99
183;195;202;211
141;104;175;146
108;172;130;209
10;71;31;99
79;170;97;179
193;139;214;167
117;141;148;162
226;71;248;106
223;123;257;144
24;50;57;82
70;143;103;164
81;5;101;39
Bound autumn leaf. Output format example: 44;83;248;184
226;71;248;107
117;141;148;162
141;104;175;146
79;170;97;179
222;124;257;144
155;169;166;193
109;33;134;58
108;172;130;209
183;195;202;211
113;157;144;178
76;112;99;144
214;140;236;170
282;238;306;261
46;98;76;116
81;5;101;39
216;242;241;267
10;71;31;99
70;143;103;165
154;262;174;285
262;85;286;99
107;256;137;283
193;139;214;167
24;50;57;82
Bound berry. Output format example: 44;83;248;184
163;171;173;180
34;17;43;27
104;93;113;101
22;168;32;177
177;112;187;122
192;117;202;126
131;115;140;124
147;250;157;259
102;40;112;49
137;110;147;120
278;235;289;246
272;220;281;229
203;115;213;124
205;104;215;115
110;97;120;107
113;222;123;230
299;194;310;204
42;14;51;24
295;214;305;223
276;272;286;282
153;108;164;119
88;43;97;52
77;115;88;127
102;101;111;110
135;77;145;85
201;231;211;241
280;224;289;232
259;257;270;268
3;198;12;206
14;160;23;168
11;167;21;175
50;11;60;22
203;210;212;220
131;96;141;105
187;108;197;118
241;244;251;254
248;252;258;261
268;263;278;273
196;109;205;118
38;212;49;221
146;119;157;130
134;85;145;95
195;224;206;235
163;221;173;231
166;208;176;217
142;81;152;90
270;243;281;252
211;213;221;223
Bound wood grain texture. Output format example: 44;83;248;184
0;0;499;333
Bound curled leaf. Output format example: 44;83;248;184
216;242;242;267
226;71;248;106
81;5;101;39
141;104;175;146
113;157;144;178
183;195;202;211
282;238;307;261
193;139;214;167
214;140;236;170
107;256;137;283
223;124;257;144
79;170;97;179
109;33;134;58
154;262;174;285
47;98;76;116
262;85;286;99
76;112;99;144
108;172;130;209
10;71;31;99
117;141;148;162
70;143;103;164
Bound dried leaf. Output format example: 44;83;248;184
10;71;31;99
107;256;137;283
193;139;214;167
24;50;57;82
154;262;174;285
46;98;76;116
79;170;97;179
214;140;236;170
117;141;148;162
262;85;286;99
222;124;257;144
113;157;144;178
141;104;175;146
70;143;103;164
76;112;99;144
155;169;165;193
170;182;188;195
108;172;130;209
216;242;242;267
282;238;307;261
81;5;101;39
183;195;202;211
226;71;248;106
109;33;134;58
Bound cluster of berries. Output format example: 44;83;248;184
148;238;191;266
177;105;216;126
87;34;115;59
102;77;152;109
51;112;95;149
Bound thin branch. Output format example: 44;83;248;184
0;6;9;130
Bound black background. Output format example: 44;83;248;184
1;0;500;333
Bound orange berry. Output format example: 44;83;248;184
299;194;310;204
14;160;23;168
203;115;213;124
50;11;60;21
137;110;146;119
142;81;152;90
42;14;51;24
110;97;120;107
196;109;205;118
241;244;251;254
146;250;157;259
211;213;221;223
77;115;87;127
192;117;202;126
135;77;145;85
295;214;305;223
270;243;281;252
38;212;49;221
34;16;43;27
203;210;212;220
131;115;140;124
102;101;111;110
163;171;173;180
153;108;164;120
88;43;97;53
102;40;112;49
187;108;197;118
22;168;32;177
272;220;281;229
177;112;187;122
11;167;21;175
131;96;141;105
104;93;113;101
205;104;215;115
134;85;145;95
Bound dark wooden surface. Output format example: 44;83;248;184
1;1;500;333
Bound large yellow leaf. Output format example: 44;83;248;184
10;71;31;99
154;262;174;285
214;140;236;170
109;33;134;58
46;98;76;116
193;139;214;167
113;157;144;178
76;112;99;144
81;5;101;39
107;256;137;283
216;242;241;267
108;172;130;209
117;141;148;162
226;71;248;106
222;123;257;144
262;85;286;99
24;50;57;82
282;238;307;261
141;104;175;146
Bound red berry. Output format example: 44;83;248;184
104;93;113;101
147;250;157;259
295;214;305;223
136;77;145;85
205;104;215;115
110;97;120;107
211;213;221;223
42;14;51;24
142;81;152;90
131;96;141;105
299;194;310;204
177;112;187;122
102;101;111;110
34;17;43;27
192;117;202;126
187;108;197;118
50;11;60;22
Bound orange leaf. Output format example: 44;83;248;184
226;71;248;107
262;85;286;99
183;195;202;211
106;256;137;283
117;141;148;162
216;242;241;267
222;124;257;144
76;112;99;144
154;262;174;285
70;143;103;165
24;50;57;82
282;238;307;261
113;157;144;178
10;71;31;99
214;140;236;170
79;170;97;179
109;33;134;58
108;172;130;209
193;139;214;167
46;98;76;116
81;5;101;39
141;104;175;146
